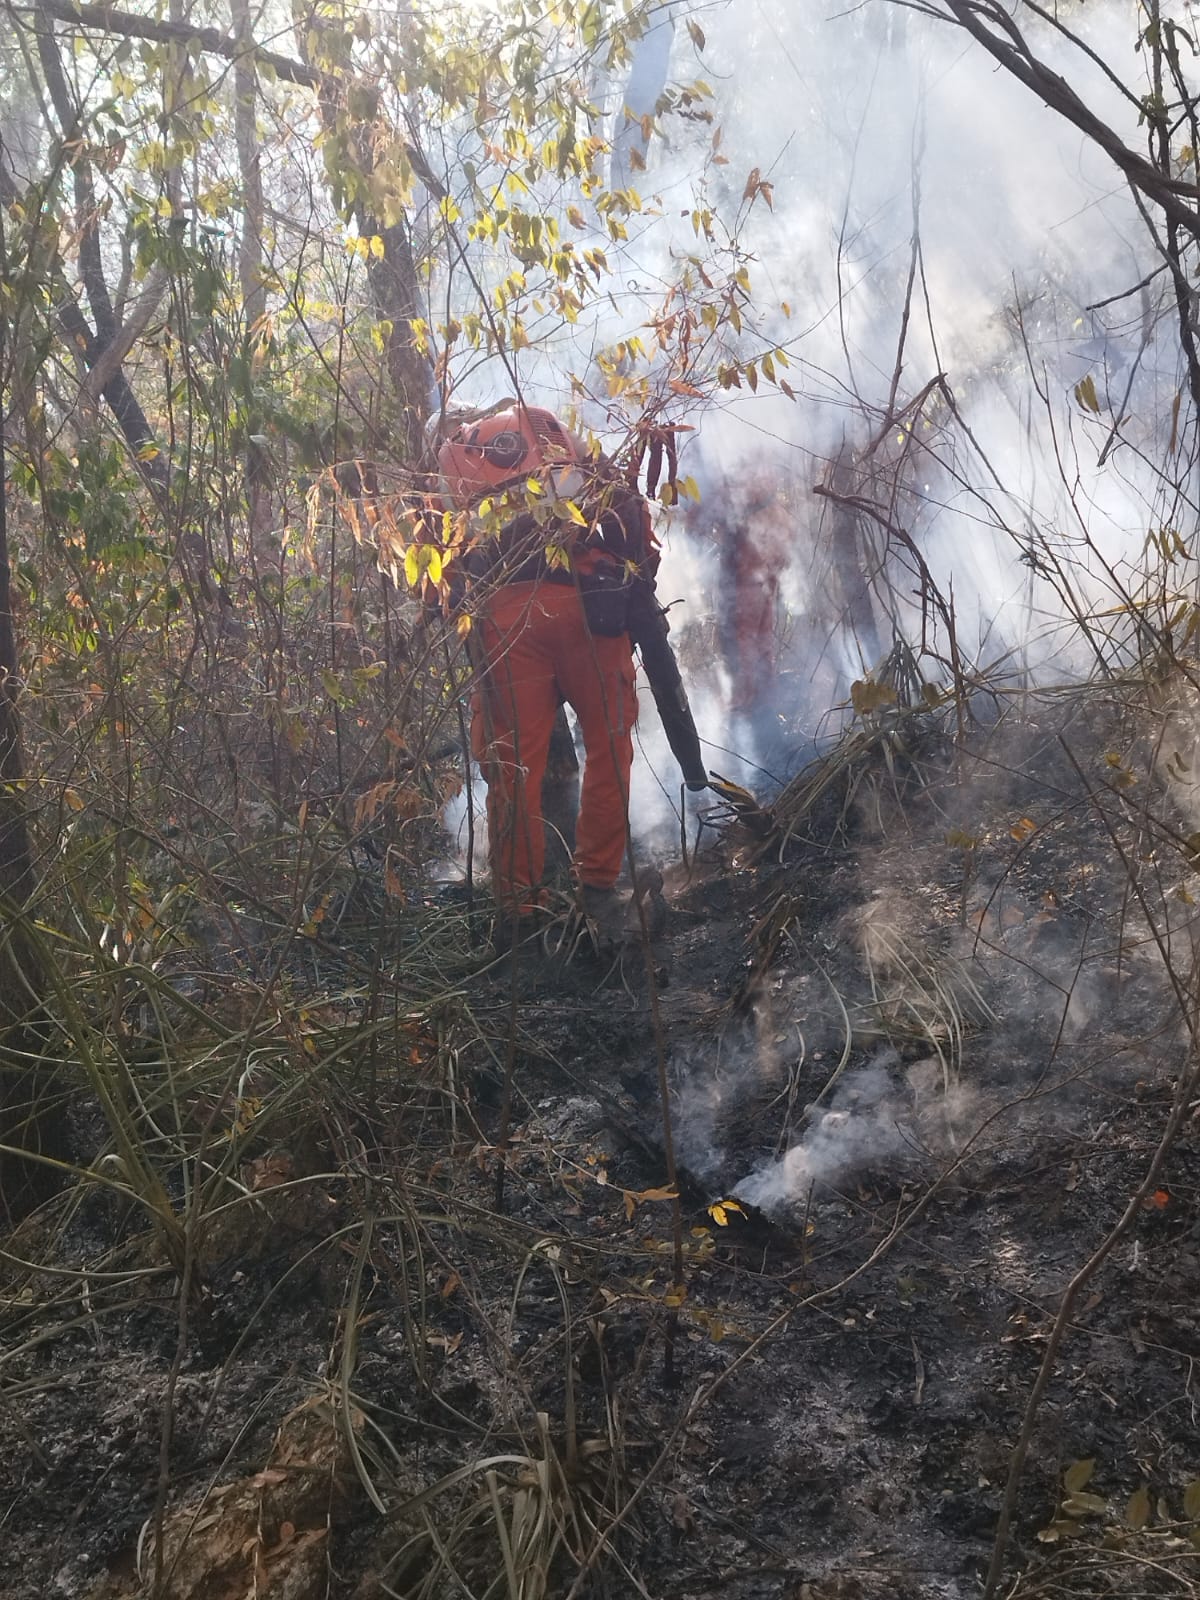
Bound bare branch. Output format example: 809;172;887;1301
18;0;320;89
940;0;1200;239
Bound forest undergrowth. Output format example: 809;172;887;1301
4;588;1200;1599
8;0;1200;1594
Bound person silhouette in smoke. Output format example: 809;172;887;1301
687;466;789;755
725;479;786;742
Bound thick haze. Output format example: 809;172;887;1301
441;0;1197;854
632;2;1186;751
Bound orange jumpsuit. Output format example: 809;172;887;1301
472;581;638;915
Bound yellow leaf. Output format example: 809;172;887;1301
389;786;424;821
354;781;394;830
456;612;473;638
1063;1491;1107;1517
1074;374;1101;413
1126;1485;1152;1530
368;234;385;259
63;787;84;812
850;678;898;715
1009;816;1037;842
404;545;420;587
1036;1521;1078;1543
1064;1459;1096;1493
1184;1480;1200;1520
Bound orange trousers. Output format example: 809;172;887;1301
471;582;637;914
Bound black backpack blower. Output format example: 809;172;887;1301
627;580;708;793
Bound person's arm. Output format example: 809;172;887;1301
594;480;661;586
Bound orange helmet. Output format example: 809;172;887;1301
437;406;586;508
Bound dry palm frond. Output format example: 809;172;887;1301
769;640;1161;866
372;1410;616;1600
765;669;952;858
859;919;994;1087
352;1250;633;1599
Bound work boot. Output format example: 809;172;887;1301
491;899;551;957
578;883;627;950
630;866;668;941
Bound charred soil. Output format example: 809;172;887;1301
3;692;1200;1600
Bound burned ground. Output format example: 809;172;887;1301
2;691;1199;1600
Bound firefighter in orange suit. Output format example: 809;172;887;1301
438;406;656;940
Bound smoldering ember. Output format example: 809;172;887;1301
4;2;1200;1598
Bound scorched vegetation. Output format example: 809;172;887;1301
3;2;1200;1599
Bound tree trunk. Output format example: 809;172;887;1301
231;0;273;542
0;170;66;1218
17;14;167;483
291;3;434;465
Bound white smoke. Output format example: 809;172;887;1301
734;1091;904;1214
653;3;1184;669
732;1055;977;1216
439;0;1198;868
